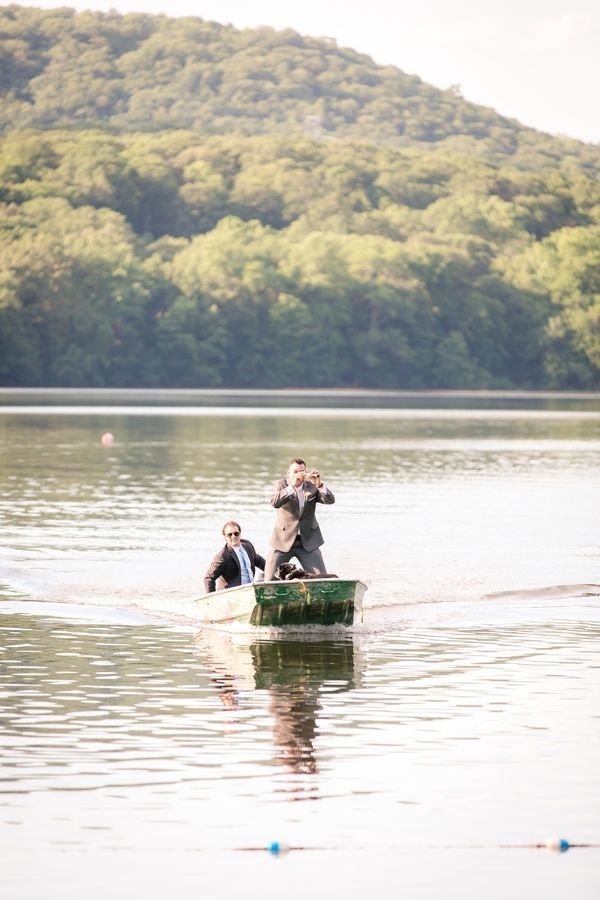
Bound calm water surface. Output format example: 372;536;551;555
1;391;599;898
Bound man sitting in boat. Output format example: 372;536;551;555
204;521;266;593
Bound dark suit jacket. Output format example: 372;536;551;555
203;539;266;593
269;478;335;552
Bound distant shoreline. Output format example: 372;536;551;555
1;387;599;407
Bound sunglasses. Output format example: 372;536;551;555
225;531;241;537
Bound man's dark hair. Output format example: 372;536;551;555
289;457;305;467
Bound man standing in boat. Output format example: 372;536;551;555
204;521;266;592
264;457;335;581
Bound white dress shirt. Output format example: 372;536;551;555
287;482;328;510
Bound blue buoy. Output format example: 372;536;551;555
268;841;290;855
545;836;569;853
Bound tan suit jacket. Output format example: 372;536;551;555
269;478;335;552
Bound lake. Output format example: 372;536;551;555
1;389;599;898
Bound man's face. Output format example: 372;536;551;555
224;526;242;548
288;462;306;482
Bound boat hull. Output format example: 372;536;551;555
195;578;367;627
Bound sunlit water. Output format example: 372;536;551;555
1;391;599;898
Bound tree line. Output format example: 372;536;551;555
0;7;598;389
1;129;598;388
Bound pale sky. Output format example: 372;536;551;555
14;0;600;144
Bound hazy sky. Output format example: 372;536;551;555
16;0;600;144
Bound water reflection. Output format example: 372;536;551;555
1;613;365;803
196;630;364;794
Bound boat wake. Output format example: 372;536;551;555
1;562;598;633
482;583;600;602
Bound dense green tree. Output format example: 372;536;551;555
0;198;159;384
505;226;600;386
431;330;488;388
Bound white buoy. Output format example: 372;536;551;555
101;432;114;448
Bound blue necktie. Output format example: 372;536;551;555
238;546;253;584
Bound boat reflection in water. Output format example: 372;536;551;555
195;629;365;795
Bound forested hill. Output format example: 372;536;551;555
0;6;599;389
2;4;598;168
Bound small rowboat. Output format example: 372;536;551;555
195;578;367;627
